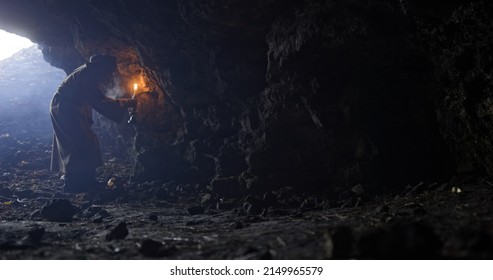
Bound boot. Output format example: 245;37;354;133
63;169;104;193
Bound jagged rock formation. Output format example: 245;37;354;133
0;0;492;197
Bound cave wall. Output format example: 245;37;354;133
0;0;492;196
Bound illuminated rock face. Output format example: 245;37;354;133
0;0;491;195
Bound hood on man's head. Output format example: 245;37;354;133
87;54;117;72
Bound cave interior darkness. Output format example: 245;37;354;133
0;0;493;259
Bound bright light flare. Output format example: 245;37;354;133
0;29;33;61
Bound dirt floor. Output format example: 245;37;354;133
2;116;493;260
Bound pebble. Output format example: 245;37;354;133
41;199;76;222
106;221;129;241
200;193;213;206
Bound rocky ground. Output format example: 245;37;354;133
1;114;493;260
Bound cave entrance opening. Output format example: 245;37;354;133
0;29;32;61
0;28;66;171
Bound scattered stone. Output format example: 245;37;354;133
187;206;205;215
41;199;76;222
106;221;129;241
200;193;213;206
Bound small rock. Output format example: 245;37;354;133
41;199;76;222
106;221;129;241
187;206;205;215
200;193;213;206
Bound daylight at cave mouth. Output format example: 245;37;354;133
0;0;493;274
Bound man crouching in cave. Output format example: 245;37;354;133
50;54;136;193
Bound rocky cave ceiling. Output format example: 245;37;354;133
0;0;492;197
